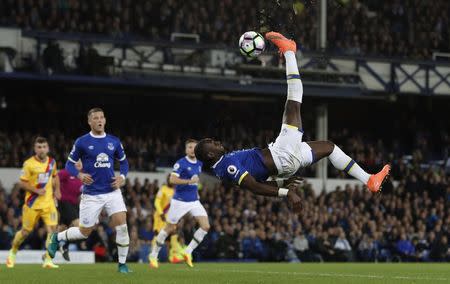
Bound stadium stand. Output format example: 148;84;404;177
0;0;448;59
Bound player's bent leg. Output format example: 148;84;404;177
48;226;90;259
149;222;177;268
60;218;81;262
182;202;209;268
6;229;30;268
169;234;183;264
308;141;391;192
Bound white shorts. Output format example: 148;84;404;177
79;189;127;227
268;124;313;178
166;199;207;224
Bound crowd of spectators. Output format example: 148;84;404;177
0;123;448;179
0;157;448;263
0;0;448;60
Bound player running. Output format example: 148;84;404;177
194;32;391;211
6;136;61;269
47;108;131;273
149;139;209;268
152;174;184;264
57;160;83;261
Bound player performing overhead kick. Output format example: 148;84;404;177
194;32;391;212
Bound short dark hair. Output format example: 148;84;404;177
194;139;212;166
34;136;47;145
185;139;198;145
87;107;104;118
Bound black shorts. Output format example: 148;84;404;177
58;201;79;226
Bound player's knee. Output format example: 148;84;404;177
21;229;31;237
324;141;335;155
115;224;129;246
165;223;177;234
201;223;210;232
80;227;93;237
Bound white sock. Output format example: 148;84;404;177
57;227;88;241
116;224;129;264
150;229;168;258
284;51;303;103
328;144;371;184
185;228;208;255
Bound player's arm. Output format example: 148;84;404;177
263;176;304;188
169;161;198;185
154;188;164;217
169;173;198;185
19;162;44;196
52;161;61;200
53;174;61;200
67;139;93;185
240;174;303;213
19;180;45;195
112;141;128;189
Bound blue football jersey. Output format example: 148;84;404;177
171;156;202;202
212;148;269;185
67;132;127;195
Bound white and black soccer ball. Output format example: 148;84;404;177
239;31;265;58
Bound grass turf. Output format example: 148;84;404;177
1;263;449;284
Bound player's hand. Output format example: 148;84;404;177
34;188;46;196
189;175;200;184
287;189;302;214
78;173;94;185
284;176;304;188
54;190;62;200
111;175;125;189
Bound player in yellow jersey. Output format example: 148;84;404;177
6;137;61;269
152;174;184;264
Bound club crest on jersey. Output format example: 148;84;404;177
88;145;94;150
227;165;237;175
107;143;115;151
94;153;111;168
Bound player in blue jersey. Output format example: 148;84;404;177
149;139;209;269
47;108;131;274
194;32;391;212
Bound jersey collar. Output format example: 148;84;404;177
211;155;224;169
185;155;197;163
34;156;49;163
89;131;106;138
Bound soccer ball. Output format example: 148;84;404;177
239;31;265;58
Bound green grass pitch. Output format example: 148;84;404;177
1;263;449;284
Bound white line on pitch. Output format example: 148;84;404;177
177;268;449;282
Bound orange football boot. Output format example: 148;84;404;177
265;31;297;54
367;164;391;193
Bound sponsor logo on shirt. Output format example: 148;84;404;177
94;153;111;168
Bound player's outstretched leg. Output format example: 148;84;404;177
266;31;303;130
307;141;391;192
